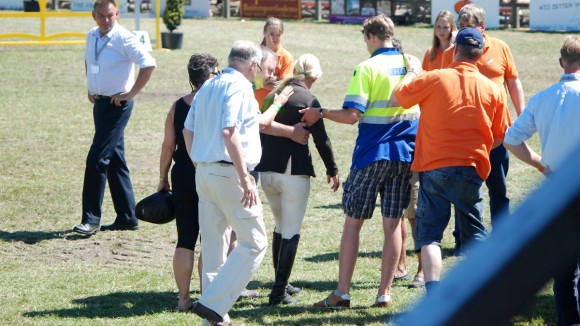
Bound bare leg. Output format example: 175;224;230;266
173;247;195;311
396;217;408;277
337;217;364;294
421;244;442;282
378;217;402;297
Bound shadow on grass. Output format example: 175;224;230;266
24;286;404;324
312;202;342;210
0;229;81;244
305;248;446;263
0;229;100;244
23;291;176;318
231;300;402;326
511;293;556;325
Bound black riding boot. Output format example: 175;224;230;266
272;231;281;270
273;231;301;295
269;234;300;306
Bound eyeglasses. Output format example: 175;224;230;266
256;62;263;72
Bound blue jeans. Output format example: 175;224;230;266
554;256;580;326
453;145;509;247
414;167;487;251
486;144;510;224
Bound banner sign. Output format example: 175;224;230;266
530;0;580;31
240;0;301;19
329;0;377;24
431;0;499;29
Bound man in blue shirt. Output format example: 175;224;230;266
504;35;580;326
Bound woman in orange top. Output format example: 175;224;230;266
255;17;294;108
422;10;457;71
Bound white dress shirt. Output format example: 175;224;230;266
84;23;156;96
184;67;262;169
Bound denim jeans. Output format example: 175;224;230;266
486;144;510;225
414;166;487;251
453;145;510;248
554;256;580;326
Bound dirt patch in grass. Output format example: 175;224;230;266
0;230;175;267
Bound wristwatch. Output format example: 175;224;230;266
318;108;326;119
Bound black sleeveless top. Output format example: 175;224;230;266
171;97;197;193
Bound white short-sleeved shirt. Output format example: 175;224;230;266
84;23;156;96
184;67;262;169
504;74;580;171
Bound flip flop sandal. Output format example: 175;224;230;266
393;273;409;281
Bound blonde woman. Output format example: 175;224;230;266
422;10;457;71
256;54;339;306
254;17;294;108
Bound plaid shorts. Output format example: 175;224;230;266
342;160;412;219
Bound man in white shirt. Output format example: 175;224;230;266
73;0;156;235
504;35;580;326
183;41;281;326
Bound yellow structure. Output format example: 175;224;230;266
0;0;161;48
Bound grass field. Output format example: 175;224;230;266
0;15;569;325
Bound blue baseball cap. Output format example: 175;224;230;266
455;27;484;49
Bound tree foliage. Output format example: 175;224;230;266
162;0;184;32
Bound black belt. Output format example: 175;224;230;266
216;160;234;165
93;94;112;101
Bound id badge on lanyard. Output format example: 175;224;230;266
92;35;109;74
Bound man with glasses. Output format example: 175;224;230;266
183;41;290;326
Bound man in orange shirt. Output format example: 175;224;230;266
441;4;525;255
390;27;509;292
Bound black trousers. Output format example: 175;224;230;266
81;99;137;226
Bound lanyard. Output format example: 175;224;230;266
95;35;109;62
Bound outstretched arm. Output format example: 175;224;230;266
504;142;547;174
299;107;362;126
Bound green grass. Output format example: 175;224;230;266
0;16;566;325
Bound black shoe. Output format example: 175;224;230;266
73;223;100;235
100;223;139;232
191;302;223;324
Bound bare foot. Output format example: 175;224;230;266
177;298;193;312
394;265;408;279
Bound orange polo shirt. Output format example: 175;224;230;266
422;47;445;71
441;33;519;124
254;46;294;108
395;62;509;180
